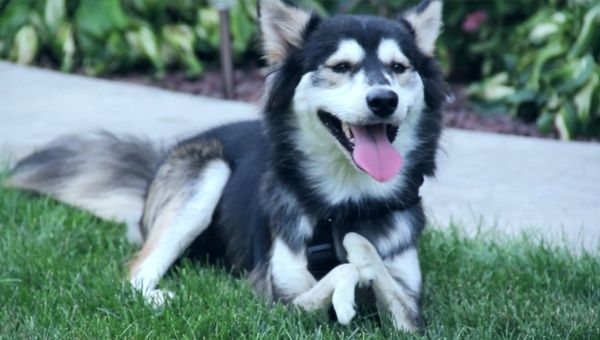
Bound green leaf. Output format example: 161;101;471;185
0;1;31;38
536;110;555;134
570;3;600;58
551;54;595;94
554;101;579;140
527;43;565;90
528;23;558;43
125;26;164;75
505;90;537;105
196;7;220;51
55;21;76;72
75;0;129;39
9;25;38;64
230;1;256;57
162;24;203;77
467;73;515;102
573;69;600;124
127;0;166;17
44;0;66;32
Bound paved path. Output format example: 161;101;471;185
421;130;599;253
0;62;258;159
1;61;598;253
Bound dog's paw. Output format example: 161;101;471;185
357;267;376;289
391;311;420;333
331;264;359;325
293;294;318;312
333;300;356;325
332;297;356;325
144;289;175;308
343;232;379;286
385;299;422;332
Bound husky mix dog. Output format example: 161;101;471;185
6;0;447;331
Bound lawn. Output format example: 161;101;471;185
0;184;598;339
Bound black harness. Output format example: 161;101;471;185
306;217;340;279
306;176;424;279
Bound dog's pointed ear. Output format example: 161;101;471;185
259;0;313;65
402;0;443;56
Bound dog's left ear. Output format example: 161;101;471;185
402;0;443;56
259;0;313;65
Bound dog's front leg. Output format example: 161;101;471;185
343;232;422;332
292;263;360;325
270;238;359;325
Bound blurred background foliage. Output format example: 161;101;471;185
0;0;258;77
0;0;599;140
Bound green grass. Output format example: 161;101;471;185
0;186;598;339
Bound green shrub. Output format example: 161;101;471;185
0;0;258;77
3;0;527;79
468;1;600;140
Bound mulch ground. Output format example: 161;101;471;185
111;67;554;140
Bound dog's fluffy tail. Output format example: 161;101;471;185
5;132;167;244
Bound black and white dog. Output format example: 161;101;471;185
6;0;447;331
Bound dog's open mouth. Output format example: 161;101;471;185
318;110;403;182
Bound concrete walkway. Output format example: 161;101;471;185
0;62;258;159
1;61;598;253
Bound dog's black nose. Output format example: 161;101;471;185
366;89;398;117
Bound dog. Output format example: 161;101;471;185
5;0;447;331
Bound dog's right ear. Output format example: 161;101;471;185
259;0;312;65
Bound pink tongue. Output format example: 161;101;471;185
350;124;403;182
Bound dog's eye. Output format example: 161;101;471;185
391;62;408;74
331;62;352;73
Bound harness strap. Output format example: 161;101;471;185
306;178;424;279
306;218;339;280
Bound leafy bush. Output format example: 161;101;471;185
468;1;600;140
0;0;257;77
2;0;526;79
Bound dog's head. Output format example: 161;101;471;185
261;0;444;184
